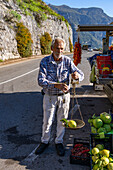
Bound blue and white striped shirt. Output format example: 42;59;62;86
38;54;84;95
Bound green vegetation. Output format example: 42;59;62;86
69;37;73;52
10;10;21;21
0;59;3;62
40;32;52;55
14;0;69;27
0;47;3;51
16;22;33;57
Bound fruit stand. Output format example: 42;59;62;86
88;112;113;169
88;53;113;85
76;25;113;103
69;112;113;169
62;26;113;168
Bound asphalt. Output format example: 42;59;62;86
0;51;111;170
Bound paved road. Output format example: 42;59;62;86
0;51;112;170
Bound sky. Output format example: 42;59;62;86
43;0;113;17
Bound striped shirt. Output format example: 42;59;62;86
38;54;84;95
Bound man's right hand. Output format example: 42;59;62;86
54;83;68;93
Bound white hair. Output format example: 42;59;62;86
51;37;66;49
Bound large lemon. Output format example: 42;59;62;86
68;120;77;128
100;149;110;158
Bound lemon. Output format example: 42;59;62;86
101;157;109;167
92;155;99;163
68;120;77;128
96;144;104;150
107;163;113;170
93;164;99;170
109;157;113;163
92;147;99;155
100;149;110;158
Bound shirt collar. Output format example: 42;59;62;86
49;53;64;64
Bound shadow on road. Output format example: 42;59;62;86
0;92;43;162
0;86;112;169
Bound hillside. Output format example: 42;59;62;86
49;4;113;48
0;0;72;61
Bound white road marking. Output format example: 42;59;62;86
22;145;39;164
0;67;39;85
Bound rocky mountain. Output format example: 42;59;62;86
0;0;72;61
49;4;113;48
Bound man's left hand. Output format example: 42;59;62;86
71;71;79;80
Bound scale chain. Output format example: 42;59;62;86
71;80;84;121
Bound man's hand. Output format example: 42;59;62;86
54;83;68;93
71;71;79;80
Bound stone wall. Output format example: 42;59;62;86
0;0;73;61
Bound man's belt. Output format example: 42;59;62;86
41;89;69;96
51;91;69;96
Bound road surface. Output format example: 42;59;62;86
0;51;112;170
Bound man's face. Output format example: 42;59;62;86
52;41;64;60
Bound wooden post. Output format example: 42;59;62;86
106;31;110;51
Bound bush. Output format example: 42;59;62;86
15;0;69;29
69;37;73;52
34;12;47;25
40;32;52;55
0;59;3;62
16;22;33;57
10;10;21;21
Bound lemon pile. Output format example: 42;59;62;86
91;144;113;170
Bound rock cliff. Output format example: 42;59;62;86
0;0;72;61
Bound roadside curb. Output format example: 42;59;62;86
0;52;73;66
0;55;45;66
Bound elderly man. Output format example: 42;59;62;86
35;37;84;156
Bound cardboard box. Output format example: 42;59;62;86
94;84;103;91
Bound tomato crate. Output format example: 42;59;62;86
70;138;90;166
90;134;113;152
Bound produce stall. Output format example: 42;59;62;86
88;52;113;85
67;111;113;169
76;25;113;103
88;112;113;169
67;26;113;168
90;134;113;170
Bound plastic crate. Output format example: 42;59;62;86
70;138;90;166
90;133;113;152
96;55;112;78
90;134;113;170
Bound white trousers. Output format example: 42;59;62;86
41;93;70;144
